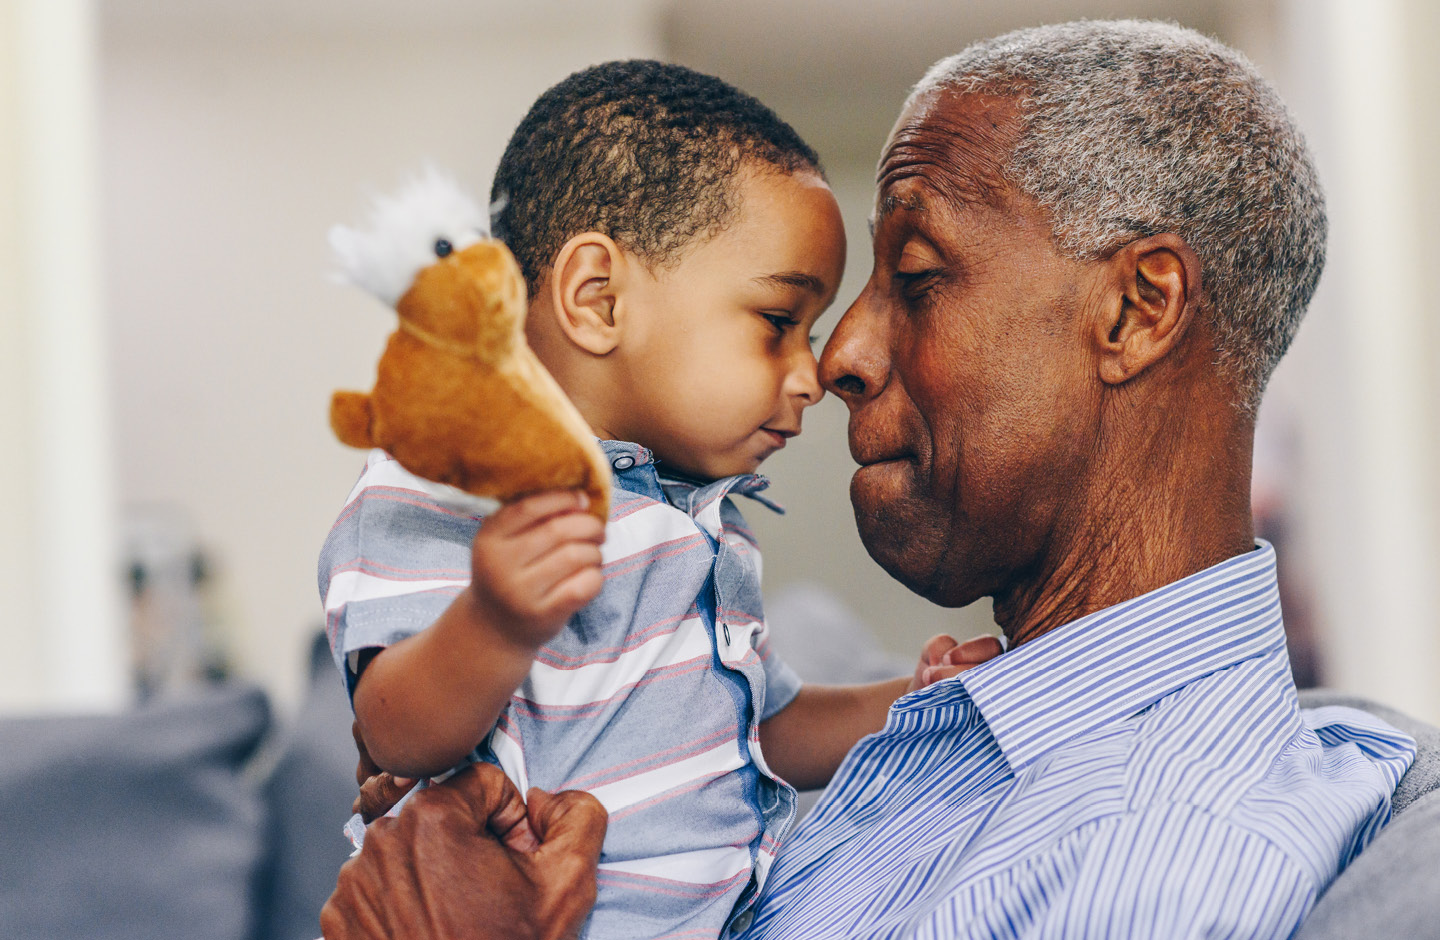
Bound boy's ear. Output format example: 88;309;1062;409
548;233;626;356
1092;233;1202;386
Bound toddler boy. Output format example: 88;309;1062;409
319;60;997;940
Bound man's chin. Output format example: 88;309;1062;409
850;459;977;607
851;460;924;568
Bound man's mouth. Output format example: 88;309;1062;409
852;448;913;467
848;413;914;467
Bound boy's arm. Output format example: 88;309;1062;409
352;588;542;779
757;679;909;791
758;635;1002;790
353;491;604;779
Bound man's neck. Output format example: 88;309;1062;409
993;400;1257;648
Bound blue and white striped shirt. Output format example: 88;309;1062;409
745;543;1415;940
320;443;803;940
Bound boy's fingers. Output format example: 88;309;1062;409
485;491;592;538
540;567;605;619
523;541;604;597
920;634;959;666
944;635;1004;666
505;511;606;568
922;664;966;686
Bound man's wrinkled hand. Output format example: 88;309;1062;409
321;763;607;940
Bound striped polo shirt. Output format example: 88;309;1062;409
744;543;1415;939
319;443;802;940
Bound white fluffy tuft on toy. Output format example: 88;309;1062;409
329;166;490;307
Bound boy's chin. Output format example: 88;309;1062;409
657;453;765;483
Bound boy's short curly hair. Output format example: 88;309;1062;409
490;60;824;293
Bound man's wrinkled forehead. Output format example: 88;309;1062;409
872;90;1020;230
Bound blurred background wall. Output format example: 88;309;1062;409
2;0;1436;720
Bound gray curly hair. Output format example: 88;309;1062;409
913;20;1326;411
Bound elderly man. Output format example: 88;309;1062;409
321;20;1414;940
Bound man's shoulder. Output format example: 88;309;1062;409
1021;663;1408;821
1028;799;1319;938
1226;704;1414;879
1036;675;1415;893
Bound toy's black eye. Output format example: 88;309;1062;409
434;238;453;258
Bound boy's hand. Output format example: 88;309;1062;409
469;491;606;649
908;634;1004;693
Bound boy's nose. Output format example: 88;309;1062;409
787;350;824;405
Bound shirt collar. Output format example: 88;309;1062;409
660;474;784;517
596;439;785;515
945;541;1288;774
598;439;654;471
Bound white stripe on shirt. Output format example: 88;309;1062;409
521;616;710;706
598;845;753;886
588;737;744;814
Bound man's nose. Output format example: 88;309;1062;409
819;288;887;408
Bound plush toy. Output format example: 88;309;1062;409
328;170;610;520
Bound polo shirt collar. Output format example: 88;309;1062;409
952;541;1289;774
598;439;654;471
596;438;784;515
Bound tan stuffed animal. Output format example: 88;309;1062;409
328;171;610;520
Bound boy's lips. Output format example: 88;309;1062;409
761;427;798;448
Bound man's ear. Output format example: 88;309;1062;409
1092;234;1202;386
548;233;626;356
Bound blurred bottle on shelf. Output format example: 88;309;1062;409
123;505;232;699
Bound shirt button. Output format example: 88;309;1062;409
611;455;635;471
731;910;754;934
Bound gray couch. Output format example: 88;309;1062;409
1295;691;1440;940
0;636;356;940
0;647;1434;939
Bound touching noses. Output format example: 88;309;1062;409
819;293;886;409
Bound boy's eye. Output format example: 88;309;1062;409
760;311;796;332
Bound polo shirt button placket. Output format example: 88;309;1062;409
730;910;754;935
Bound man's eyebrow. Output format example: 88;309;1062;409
868;192;926;237
754;271;827;294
